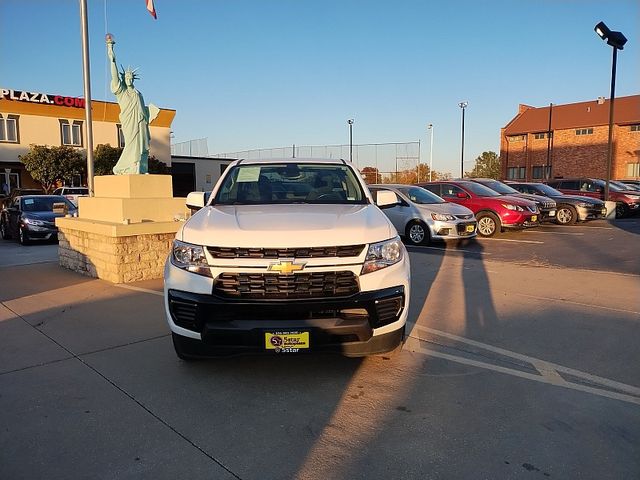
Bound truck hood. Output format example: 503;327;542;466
180;204;396;248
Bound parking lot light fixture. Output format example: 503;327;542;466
347;119;354;162
594;21;627;201
458;102;468;178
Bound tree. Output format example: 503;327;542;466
360;166;380;184
93;144;122;176
465;151;501;179
19;145;85;193
93;144;170;175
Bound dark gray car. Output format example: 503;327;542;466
507;182;606;225
0;195;77;245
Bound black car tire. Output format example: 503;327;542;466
172;333;201;361
405;220;430;245
18;227;30;246
0;220;11;240
476;212;501;237
616;203;629;219
555;205;577;225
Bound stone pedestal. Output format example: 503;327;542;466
56;175;189;283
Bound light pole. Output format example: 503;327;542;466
458;102;468;178
427;124;434;181
80;0;95;195
347;119;354;162
594;21;627;201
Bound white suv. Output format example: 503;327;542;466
52;187;89;206
164;158;411;359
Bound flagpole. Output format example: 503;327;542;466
79;0;95;196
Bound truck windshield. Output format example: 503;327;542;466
213;163;368;205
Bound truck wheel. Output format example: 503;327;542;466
405;221;430;245
476;212;500;237
172;333;200;361
556;205;577;225
615;203;629;219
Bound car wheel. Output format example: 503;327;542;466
0;220;11;240
615;203;629;219
18;227;30;246
476;212;500;237
405;221;430;245
555;205;577;225
172;333;201;361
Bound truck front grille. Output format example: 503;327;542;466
213;271;360;299
207;245;365;259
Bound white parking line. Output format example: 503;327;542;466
544;225;614;230
405;326;640;405
512;292;640;315
476;237;544;244
416;246;491;255
524;230;585;236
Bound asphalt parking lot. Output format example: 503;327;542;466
0;218;639;479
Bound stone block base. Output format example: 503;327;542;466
57;221;178;283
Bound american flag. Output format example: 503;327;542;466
146;0;157;19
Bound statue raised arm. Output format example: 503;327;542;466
105;36;159;175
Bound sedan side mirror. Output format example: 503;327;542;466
375;190;399;209
456;192;468;199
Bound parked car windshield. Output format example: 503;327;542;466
477;180;519;195
610;180;639;191
460;181;502;197
213;163;367;205
398;186;445;204
21;196;75;212
595;179;623;192
532;183;563;196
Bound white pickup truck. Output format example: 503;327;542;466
164;158;410;359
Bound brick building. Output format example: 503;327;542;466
500;95;640;181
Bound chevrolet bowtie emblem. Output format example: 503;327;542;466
268;261;306;274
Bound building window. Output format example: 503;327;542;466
116;124;125;148
60;120;83;146
0;114;19;143
533;132;552;140
507;167;526;180
532;166;551;179
627;163;640;177
575;128;593;136
507;135;525;142
630;125;640;132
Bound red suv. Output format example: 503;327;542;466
546;178;640;218
419;180;539;237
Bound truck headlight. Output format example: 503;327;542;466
362;237;404;275
171;240;212;277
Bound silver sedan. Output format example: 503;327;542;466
369;184;477;245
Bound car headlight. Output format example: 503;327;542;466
23;218;45;226
362;237;404;275
431;213;456;221
502;203;523;212
626;195;640;200
170;240;212;277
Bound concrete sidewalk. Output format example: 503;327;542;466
1;256;639;479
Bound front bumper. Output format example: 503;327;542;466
576;205;607;221
539;208;557;222
500;212;540;229
430;220;477;240
22;223;58;240
167;286;406;356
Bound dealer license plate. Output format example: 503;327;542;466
531;215;538;222
265;331;310;353
466;224;475;233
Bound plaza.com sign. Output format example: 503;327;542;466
0;88;85;109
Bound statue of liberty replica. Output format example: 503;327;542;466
106;35;159;174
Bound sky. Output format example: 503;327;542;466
1;0;638;176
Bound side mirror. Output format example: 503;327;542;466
186;191;207;210
456;192;468;199
375;190;399;208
